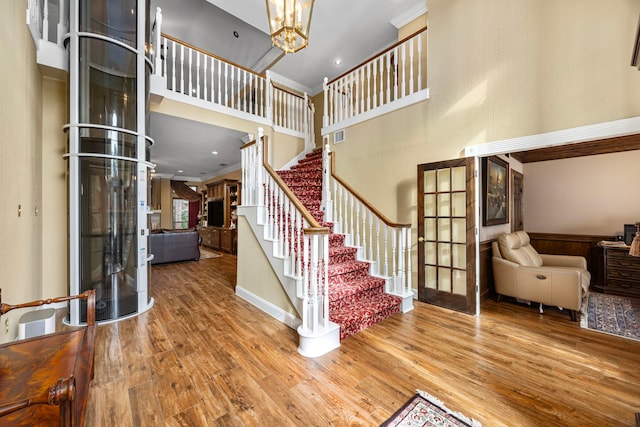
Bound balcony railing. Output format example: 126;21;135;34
322;28;429;135
152;9;314;146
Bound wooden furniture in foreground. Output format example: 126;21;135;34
602;245;640;298
0;290;96;426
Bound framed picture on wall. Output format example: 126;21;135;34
483;156;509;226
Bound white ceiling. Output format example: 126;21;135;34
149;0;427;181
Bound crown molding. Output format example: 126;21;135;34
390;3;428;29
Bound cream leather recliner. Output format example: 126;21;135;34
492;231;590;321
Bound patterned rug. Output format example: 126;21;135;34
581;292;640;341
381;390;482;427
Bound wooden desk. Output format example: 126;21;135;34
0;291;96;426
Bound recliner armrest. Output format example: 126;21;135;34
539;254;587;270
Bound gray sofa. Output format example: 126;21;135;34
150;229;200;265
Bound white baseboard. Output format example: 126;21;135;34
235;286;301;330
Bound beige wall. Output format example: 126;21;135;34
524;150;640;236
236;217;298;316
41;78;69;299
1;2;45;341
330;0;640;229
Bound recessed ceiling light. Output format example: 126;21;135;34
212;151;218;155
178;170;184;173
233;31;239;38
334;58;342;65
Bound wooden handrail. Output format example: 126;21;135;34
161;33;265;79
270;81;305;99
328;27;428;85
329;152;411;228
0;290;96;326
261;136;328;232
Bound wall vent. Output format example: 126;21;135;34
334;129;345;144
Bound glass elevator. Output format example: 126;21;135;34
66;0;153;323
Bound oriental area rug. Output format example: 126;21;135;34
581;292;640;342
381;390;482;427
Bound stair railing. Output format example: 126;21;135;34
241;128;331;337
269;81;316;151
324;144;413;302
322;28;429;135
26;0;68;46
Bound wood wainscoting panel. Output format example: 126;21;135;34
479;240;494;302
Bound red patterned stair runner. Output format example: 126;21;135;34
277;150;401;340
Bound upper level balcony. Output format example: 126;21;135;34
28;1;429;146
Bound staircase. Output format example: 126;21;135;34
277;150;402;340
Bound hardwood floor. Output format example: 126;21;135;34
85;254;640;426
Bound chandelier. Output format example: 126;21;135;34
266;0;315;54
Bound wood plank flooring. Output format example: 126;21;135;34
85;254;640;426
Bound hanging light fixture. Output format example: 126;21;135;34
266;0;315;54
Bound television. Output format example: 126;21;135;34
624;224;636;246
208;199;224;227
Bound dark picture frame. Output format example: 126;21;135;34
483;156;509;226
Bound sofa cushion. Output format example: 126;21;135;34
497;231;543;267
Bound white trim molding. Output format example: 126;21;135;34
464;116;640;158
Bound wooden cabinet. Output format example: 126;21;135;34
603;246;640;298
200;227;220;249
206;179;241;229
220;228;236;254
200;179;240;254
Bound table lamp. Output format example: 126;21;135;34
630;222;640;257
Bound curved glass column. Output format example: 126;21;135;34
67;0;153;324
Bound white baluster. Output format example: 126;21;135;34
401;42;406;98
195;51;200;98
406;227;412;294
224;63;229;107
392;228;398;286
393;47;398;101
409;38;415;95
417;34;423;91
372;59;377;109
171;40;176;90
236;67;240;111
154;8;162;74
376;218;381;275
384;225;389;277
203;55;208;101
58;0;67;45
368;210;373;261
385;52;391;103
42;0;49;42
179;44;185;94
379;56;385;107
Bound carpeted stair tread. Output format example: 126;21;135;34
330;293;402;340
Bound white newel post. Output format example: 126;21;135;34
57;0;67;45
321;141;332;223
265;72;273;126
256;128;265;223
323;77;329;129
42;0;49;42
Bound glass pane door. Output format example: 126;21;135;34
417;158;476;314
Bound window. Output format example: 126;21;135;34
172;199;189;229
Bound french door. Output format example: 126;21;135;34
417;158;477;314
